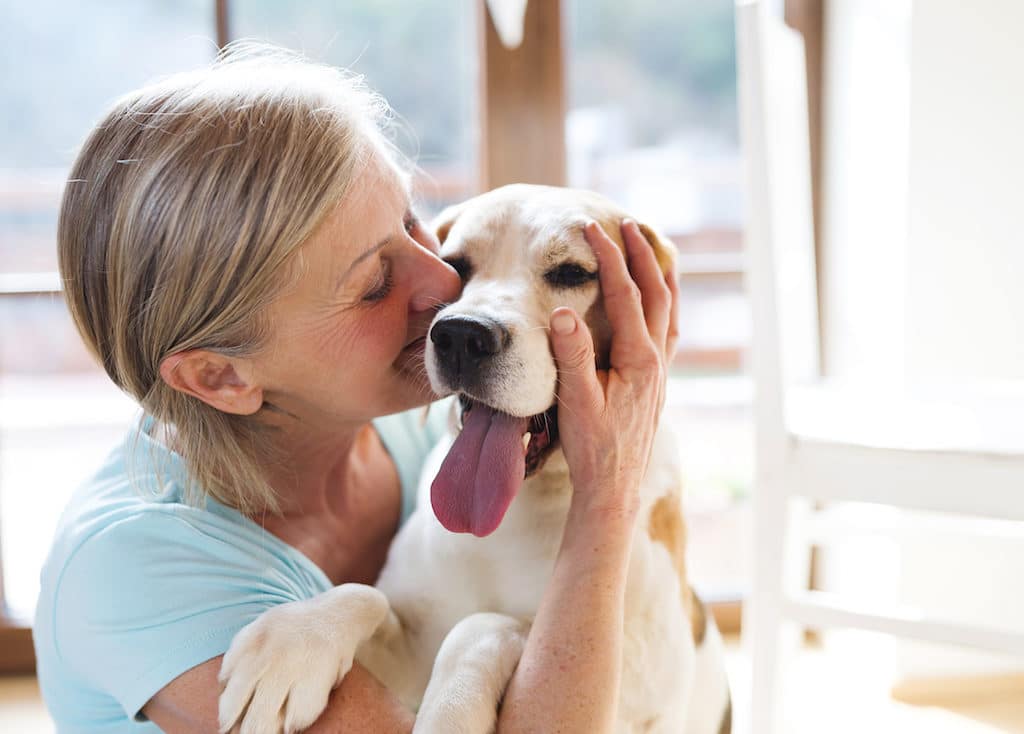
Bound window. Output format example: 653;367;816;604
0;0;478;630
566;0;752;600
231;0;479;215
1;0;218;624
0;1;751;661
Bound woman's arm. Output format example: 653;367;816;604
496;498;635;733
497;219;678;733
143;657;414;733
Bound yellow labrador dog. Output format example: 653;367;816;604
218;185;732;734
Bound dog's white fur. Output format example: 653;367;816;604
218;185;731;734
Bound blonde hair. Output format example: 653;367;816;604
58;42;400;515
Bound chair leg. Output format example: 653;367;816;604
746;479;791;734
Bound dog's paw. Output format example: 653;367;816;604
415;613;529;734
218;584;389;734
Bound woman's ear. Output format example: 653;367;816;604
159;350;263;416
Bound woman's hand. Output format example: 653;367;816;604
548;219;679;523
498;220;679;734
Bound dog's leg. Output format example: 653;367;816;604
414;613;529;734
218;583;390;734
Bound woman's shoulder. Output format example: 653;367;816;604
33;424;334;718
43;423;218;570
37;422;332;631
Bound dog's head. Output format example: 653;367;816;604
425;184;675;536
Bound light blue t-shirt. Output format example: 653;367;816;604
33;404;449;733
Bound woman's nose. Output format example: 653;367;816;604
409;245;461;313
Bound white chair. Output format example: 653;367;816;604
735;1;1024;731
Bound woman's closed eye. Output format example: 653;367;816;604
362;259;393;303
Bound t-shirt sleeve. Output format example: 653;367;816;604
50;511;310;721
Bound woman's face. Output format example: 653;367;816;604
253;152;461;429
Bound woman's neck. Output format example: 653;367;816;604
256;420;402;585
262;420;367;515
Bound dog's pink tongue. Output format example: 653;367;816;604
431;404;529;537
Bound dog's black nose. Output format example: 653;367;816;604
430;316;507;381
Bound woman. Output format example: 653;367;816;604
34;45;677;733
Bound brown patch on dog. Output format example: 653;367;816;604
648;493;706;644
638;222;677;275
718;694;733;734
582;298;613;369
690;587;708;646
716;692;733;732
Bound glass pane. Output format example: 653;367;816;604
0;0;216;274
568;1;749;366
0;0;215;618
232;0;479;218
568;0;751;597
0;295;137;620
567;0;741;233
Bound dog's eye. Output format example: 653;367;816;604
445;256;473;282
544;263;597;288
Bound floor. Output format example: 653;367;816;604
0;675;49;734
4;634;1022;733
726;632;1024;734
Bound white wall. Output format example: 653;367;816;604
818;0;1024;682
905;0;1024;384
820;0;1024;384
896;0;1024;681
820;0;912;381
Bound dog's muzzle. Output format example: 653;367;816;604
430;315;509;391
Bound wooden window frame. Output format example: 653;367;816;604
479;0;566;189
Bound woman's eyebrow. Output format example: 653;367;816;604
335;237;390;292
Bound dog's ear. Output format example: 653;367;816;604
637;222;678;278
432;201;466;246
597;216;678;278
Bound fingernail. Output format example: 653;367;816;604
551;310;576;335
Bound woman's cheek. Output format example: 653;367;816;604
345;305;405;362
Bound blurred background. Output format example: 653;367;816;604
0;0;749;627
2;1;1022;732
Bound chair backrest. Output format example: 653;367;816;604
737;0;820;466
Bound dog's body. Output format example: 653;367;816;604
219;185;731;734
364;415;730;733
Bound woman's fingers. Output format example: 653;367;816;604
621;220;672;348
553;221;672;513
548;307;604;416
582;222;656;370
